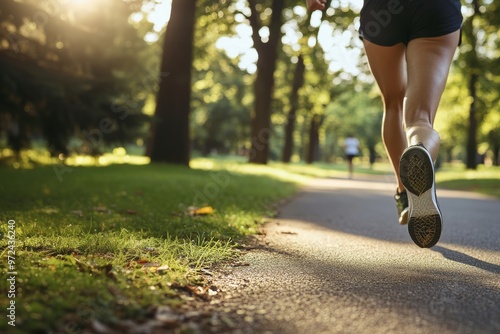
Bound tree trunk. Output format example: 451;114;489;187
368;146;376;168
488;129;500;166
465;73;478;169
248;0;284;164
282;55;305;163
306;114;322;164
147;0;196;166
463;0;481;170
493;146;499;166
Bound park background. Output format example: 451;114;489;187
0;0;499;332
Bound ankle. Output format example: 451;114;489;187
405;126;440;160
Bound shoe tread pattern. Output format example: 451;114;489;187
400;146;442;248
408;215;441;248
400;150;433;196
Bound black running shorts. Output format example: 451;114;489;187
359;0;463;46
346;154;357;162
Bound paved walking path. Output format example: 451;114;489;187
208;176;500;334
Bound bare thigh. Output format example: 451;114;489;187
362;40;407;110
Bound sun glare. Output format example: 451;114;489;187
131;1;172;43
147;0;172;32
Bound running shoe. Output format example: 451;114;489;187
399;143;442;248
394;189;409;225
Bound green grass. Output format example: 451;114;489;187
0;162;302;333
270;157;500;199
436;163;500;198
0;156;498;333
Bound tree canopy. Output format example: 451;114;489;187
0;0;153;156
1;0;499;167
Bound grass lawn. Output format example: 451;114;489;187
0;156;498;332
0;161;304;333
436;163;500;198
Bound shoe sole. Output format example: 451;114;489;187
399;146;442;248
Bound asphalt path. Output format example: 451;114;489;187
209;175;500;334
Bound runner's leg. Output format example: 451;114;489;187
363;40;407;192
404;31;460;160
347;156;354;178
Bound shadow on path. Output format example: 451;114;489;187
433;246;500;274
284;177;500;252
209;177;500;334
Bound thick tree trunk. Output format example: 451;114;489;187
282;55;305;163
466;73;478;169
147;0;196;166
249;49;274;164
248;0;284;164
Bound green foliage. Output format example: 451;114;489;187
0;0;154;156
436;70;470;160
2;0;499;167
451;0;500;165
186;1;254;156
322;84;383;160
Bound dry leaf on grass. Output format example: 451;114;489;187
170;283;219;301
157;265;170;273
71;210;84;217
186;206;214;216
141;262;161;268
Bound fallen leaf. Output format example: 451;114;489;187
40;207;59;214
195;206;214;215
200;268;213;276
170;283;214;301
187;206;214;216
157;265;170;273
142;262;161;268
93;206;108;213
